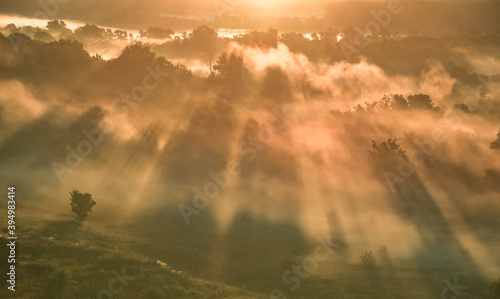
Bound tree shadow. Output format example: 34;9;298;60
41;220;80;238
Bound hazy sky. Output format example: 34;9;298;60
1;0;498;32
0;0;351;18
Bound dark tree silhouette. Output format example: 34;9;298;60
34;30;55;43
407;94;442;113
191;25;218;55
141;26;174;39
74;24;105;39
69;190;96;225
236;27;278;48
213;52;249;98
114;29;129;40
491;130;500;150
260;66;292;103
46;20;67;33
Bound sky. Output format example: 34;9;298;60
1;1;500;296
0;0;399;20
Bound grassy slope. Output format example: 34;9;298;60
0;205;495;299
0;207;266;299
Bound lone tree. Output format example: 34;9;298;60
491;129;500;150
69;190;96;225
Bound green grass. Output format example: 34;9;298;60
0;208;264;299
0;206;495;298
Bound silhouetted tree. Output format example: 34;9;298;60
407;94;442;113
114;30;129;40
34;30;55;42
46;20;68;33
191;25;218;54
236;27;278;48
69;190;96;225
143;26;174;39
491;130;500;150
366;94;408;111
369;138;406;173
260;66;292;103
74;24;105;39
213;52;249;98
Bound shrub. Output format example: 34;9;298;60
377;245;389;261
358;251;377;269
69;190;96;225
487;277;500;298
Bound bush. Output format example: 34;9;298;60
487;278;500;299
377;245;389;261
358;251;377;269
69;190;96;225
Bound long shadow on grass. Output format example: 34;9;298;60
219;208;310;292
370;140;489;298
41;219;80;237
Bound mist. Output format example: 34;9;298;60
1;2;500;298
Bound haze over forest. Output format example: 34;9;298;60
0;0;500;298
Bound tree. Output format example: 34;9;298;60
74;24;105;40
212;52;249;98
190;25;218;54
69;190;96;225
260;66;292;103
114;30;129;40
407;94;442;113
491;130;500;150
358;251;377;269
46;20;67;33
144;26;174;39
34;30;55;43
